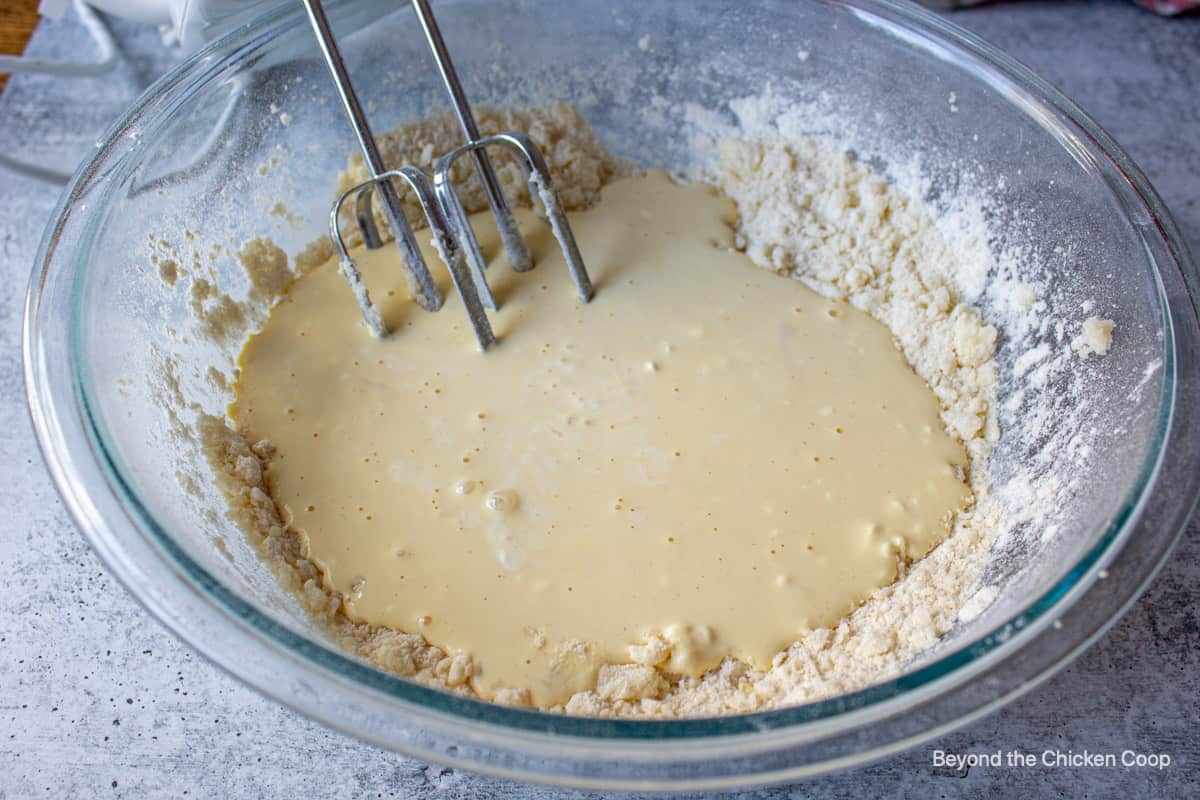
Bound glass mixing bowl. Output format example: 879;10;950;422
23;0;1200;789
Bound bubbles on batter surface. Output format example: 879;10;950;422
485;489;520;512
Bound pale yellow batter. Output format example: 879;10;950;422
231;171;972;707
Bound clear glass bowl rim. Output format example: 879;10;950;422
22;0;1200;788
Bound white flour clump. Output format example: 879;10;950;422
1072;316;1115;357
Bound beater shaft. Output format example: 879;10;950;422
311;0;595;350
410;0;534;277
301;0;445;312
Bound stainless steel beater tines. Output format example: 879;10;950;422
301;0;594;350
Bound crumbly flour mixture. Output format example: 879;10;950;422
195;102;1007;716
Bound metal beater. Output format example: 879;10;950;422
300;0;593;349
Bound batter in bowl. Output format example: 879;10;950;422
229;167;973;707
190;102;1001;715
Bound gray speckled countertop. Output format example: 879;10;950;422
1;1;1197;797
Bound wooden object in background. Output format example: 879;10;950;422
1;0;43;95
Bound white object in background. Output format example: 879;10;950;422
0;0;274;76
0;0;267;183
81;0;172;24
88;0;276;50
172;0;279;51
0;0;121;183
0;0;116;78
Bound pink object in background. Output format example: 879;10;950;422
919;0;1197;14
1136;0;1199;13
